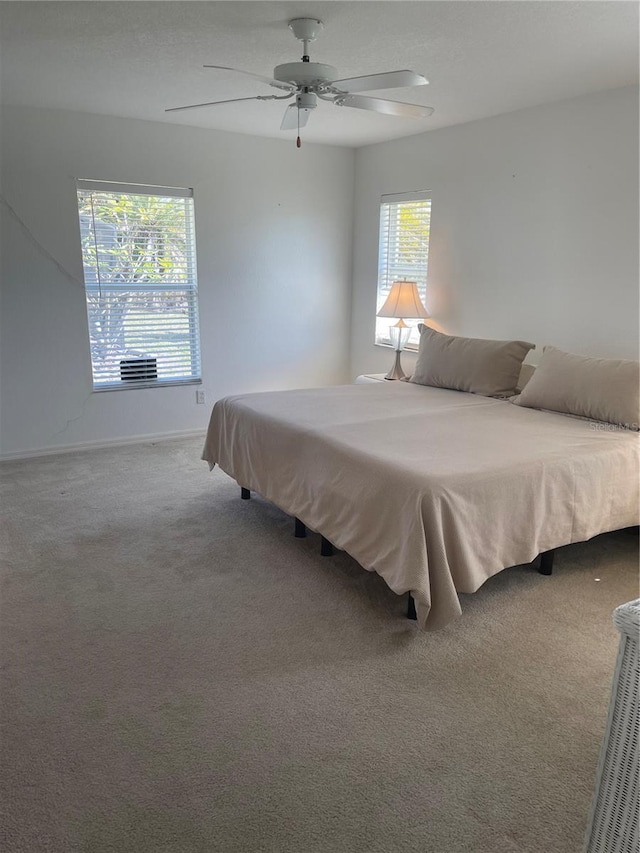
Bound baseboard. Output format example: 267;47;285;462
0;428;207;462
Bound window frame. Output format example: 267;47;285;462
76;179;202;392
375;190;432;350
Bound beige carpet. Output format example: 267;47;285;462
1;436;638;853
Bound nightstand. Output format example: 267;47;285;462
354;374;389;384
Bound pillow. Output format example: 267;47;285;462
410;325;535;397
514;346;640;429
516;363;536;392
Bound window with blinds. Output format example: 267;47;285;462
76;180;201;390
375;192;431;347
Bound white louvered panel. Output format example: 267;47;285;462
584;599;640;853
376;193;431;348
76;181;201;389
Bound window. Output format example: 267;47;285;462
76;180;201;390
375;191;432;348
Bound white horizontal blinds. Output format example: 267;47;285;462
76;182;201;389
376;192;431;347
77;179;192;198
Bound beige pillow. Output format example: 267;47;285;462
514;346;640;428
410;326;535;397
517;363;536;392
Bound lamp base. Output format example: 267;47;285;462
384;350;407;381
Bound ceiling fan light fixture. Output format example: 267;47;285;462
296;92;317;111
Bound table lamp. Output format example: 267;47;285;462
376;280;429;380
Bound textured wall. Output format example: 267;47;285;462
350;86;639;378
0;106;355;456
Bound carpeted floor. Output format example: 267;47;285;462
1;436;637;853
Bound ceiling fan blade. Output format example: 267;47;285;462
166;95;278;113
203;64;296;92
336;94;434;119
280;105;298;131
329;70;428;94
280;105;312;131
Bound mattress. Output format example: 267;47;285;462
202;382;639;630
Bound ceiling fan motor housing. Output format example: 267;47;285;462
274;62;337;88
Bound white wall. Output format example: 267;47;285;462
3;87;638;456
350;86;639;378
0;106;354;456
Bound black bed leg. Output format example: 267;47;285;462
320;536;334;557
407;593;417;620
539;549;555;576
294;518;307;538
240;487;251;500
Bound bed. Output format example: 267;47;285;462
202;379;639;631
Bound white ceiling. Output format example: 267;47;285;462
1;1;638;148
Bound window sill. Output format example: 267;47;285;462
92;378;202;392
374;341;419;352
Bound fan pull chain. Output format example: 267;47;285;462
296;106;301;148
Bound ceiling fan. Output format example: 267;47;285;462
166;18;434;145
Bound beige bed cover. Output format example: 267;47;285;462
202;382;639;630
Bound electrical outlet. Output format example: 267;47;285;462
196;389;206;405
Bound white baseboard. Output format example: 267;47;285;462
0;428;207;462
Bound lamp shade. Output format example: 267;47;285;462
376;280;429;319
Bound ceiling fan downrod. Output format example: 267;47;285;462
288;17;324;63
287;21;324;148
